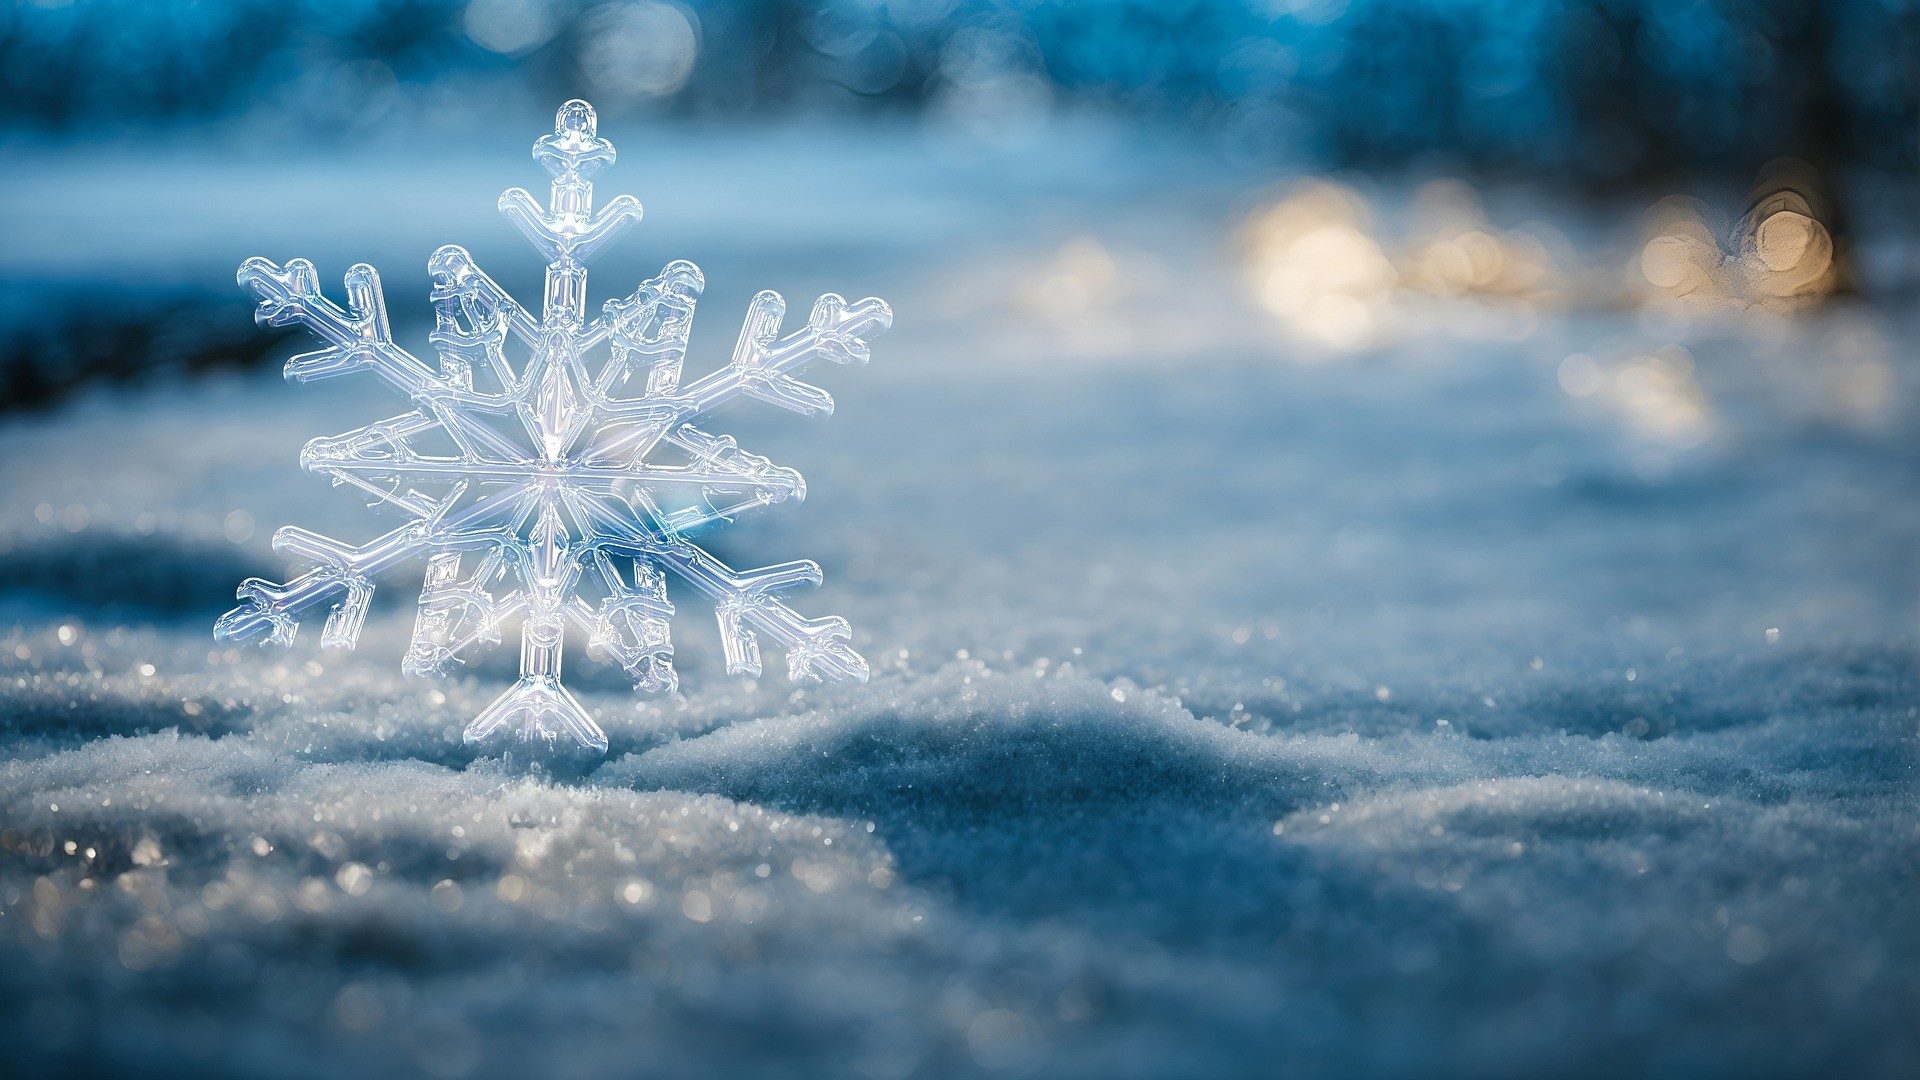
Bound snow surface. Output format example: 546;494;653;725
1;125;1917;1078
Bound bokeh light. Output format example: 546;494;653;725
1241;181;1396;352
1636;162;1840;310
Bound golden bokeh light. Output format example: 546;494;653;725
1239;177;1564;354
1559;344;1713;449
1239;181;1398;351
1635;164;1838;309
1399;179;1559;301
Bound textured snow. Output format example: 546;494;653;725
2;128;1918;1077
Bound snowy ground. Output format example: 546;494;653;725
1;122;1916;1078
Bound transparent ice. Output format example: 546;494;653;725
215;100;891;767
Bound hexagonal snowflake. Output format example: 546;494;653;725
216;100;890;765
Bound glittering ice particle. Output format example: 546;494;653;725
216;100;891;767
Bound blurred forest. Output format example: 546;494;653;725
3;0;1911;176
0;0;1914;410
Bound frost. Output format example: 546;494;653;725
214;101;891;765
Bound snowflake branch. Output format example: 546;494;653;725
574;550;677;693
583;260;703;374
674;291;892;422
403;548;524;678
416;390;534;463
302;408;527;511
214;485;530;650
566;488;864;684
238;258;439;389
498;188;644;269
578;288;882;487
296;410;440;518
244;249;558;472
240;255;542;468
307;455;801;498
660;544;867;684
429;244;540;358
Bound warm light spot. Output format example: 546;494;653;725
1640;235;1698;291
1241;181;1395;352
1754;210;1816;274
1568;345;1713;449
1635;172;1836;309
1027;237;1118;318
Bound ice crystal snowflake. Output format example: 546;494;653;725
216;100;890;765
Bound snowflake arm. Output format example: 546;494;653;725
559;485;862;684
215;100;891;766
238;258;437;390
215;484;530;649
682;290;892;419
578;550;677;695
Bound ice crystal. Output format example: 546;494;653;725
215;100;890;766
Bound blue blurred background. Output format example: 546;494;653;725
1;0;1914;407
4;0;1914;173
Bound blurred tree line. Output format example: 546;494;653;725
2;0;1912;182
0;0;1911;411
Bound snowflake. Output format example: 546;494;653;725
215;100;890;765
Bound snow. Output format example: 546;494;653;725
1;122;1917;1077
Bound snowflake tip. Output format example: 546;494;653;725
464;675;608;765
557;98;596;137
